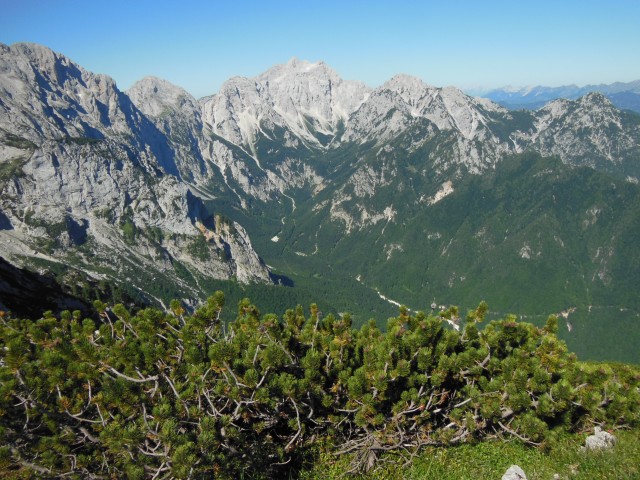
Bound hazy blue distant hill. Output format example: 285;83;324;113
478;80;640;112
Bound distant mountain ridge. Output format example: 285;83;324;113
477;79;640;112
1;42;640;362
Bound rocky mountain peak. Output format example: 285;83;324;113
201;57;370;151
5;42;93;82
579;91;613;107
538;91;622;122
530;93;640;175
343;75;505;146
127;76;198;118
259;57;369;129
270;56;331;78
0;42;135;141
4;42;118;100
382;74;434;96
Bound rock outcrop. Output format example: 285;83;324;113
501;464;528;480
585;426;617;450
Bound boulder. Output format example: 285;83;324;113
585;426;616;450
502;464;527;480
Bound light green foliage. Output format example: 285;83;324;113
0;296;638;478
121;219;136;243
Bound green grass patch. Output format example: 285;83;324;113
301;429;640;479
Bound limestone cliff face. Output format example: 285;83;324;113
0;43;270;306
200;57;370;151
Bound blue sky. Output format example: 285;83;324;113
1;0;639;98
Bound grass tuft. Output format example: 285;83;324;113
300;429;640;479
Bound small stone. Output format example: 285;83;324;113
502;464;527;480
585;426;617;450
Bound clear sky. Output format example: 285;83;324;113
1;0;639;98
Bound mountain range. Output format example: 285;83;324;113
1;42;639;362
476;80;640;112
